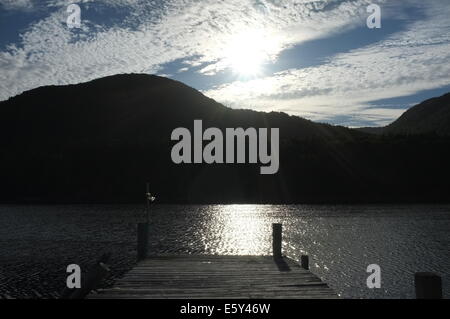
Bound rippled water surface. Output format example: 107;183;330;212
1;204;449;298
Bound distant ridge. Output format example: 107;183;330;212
358;92;450;136
385;92;450;135
1;74;450;204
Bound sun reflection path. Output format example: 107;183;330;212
202;204;281;255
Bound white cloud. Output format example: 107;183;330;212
0;0;382;101
0;0;33;10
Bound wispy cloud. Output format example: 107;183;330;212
0;0;381;99
0;0;33;11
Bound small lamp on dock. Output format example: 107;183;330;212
145;182;156;223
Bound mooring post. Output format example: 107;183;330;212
301;255;309;270
415;272;442;299
138;183;155;262
137;222;149;261
272;223;282;259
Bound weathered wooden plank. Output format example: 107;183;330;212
90;255;338;299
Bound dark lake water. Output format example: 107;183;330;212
0;204;449;298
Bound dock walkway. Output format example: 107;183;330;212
90;255;338;299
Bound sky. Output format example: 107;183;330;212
0;0;449;127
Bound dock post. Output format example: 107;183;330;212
272;223;282;259
137;222;149;261
415;272;442;299
301;255;309;270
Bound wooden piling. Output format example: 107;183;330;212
301;255;309;270
415;272;442;299
137;222;149;261
272;223;282;259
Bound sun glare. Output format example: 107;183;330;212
225;29;281;78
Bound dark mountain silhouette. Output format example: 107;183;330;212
385;93;450;135
358;93;450;136
1;74;450;204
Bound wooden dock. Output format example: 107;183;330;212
80;220;443;299
90;255;338;299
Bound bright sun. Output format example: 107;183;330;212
225;29;281;77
